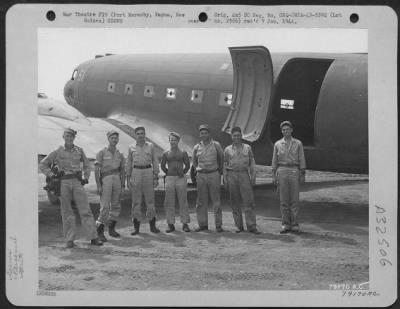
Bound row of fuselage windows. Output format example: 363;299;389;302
71;70;233;107
106;81;233;107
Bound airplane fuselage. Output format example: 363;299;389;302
64;47;368;173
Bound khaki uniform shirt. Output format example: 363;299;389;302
193;140;224;173
271;137;306;173
95;147;125;174
126;142;159;177
224;143;256;179
39;145;90;179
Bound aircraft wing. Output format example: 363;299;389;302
38;116;136;159
107;112;195;157
38;96;135;159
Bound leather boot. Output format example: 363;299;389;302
97;224;107;242
166;224;175;233
131;218;140;235
149;217;160;233
108;220;121;238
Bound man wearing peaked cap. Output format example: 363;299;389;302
223;126;261;234
126;126;161;234
106;130;119;138
39;128;103;248
169;131;180;139
198;124;210;132
64;127;77;136
272;120;306;234
279;121;293;129
134;126;145;133
192;123;225;232
230;126;242;134
94;130;125;241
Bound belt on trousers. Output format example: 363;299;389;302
101;168;120;177
278;164;299;168
133;165;151;169
226;168;248;172
61;173;78;180
197;169;219;174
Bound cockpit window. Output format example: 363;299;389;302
77;70;85;81
71;70;78;80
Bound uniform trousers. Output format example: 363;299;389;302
196;171;222;228
130;168;156;221
226;170;257;230
164;176;190;225
60;178;97;241
97;174;121;224
277;166;300;228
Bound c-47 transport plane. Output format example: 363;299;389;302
62;46;367;174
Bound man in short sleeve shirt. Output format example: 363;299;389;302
223;127;260;234
271;121;306;234
126;126;160;234
192;124;225;232
39;128;103;248
94;130;125;241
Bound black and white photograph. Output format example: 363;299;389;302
5;4;397;307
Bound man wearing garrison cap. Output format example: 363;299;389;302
126;126;161;234
271;121;306;234
94;130;126;241
39;127;103;248
223;126;261;234
192;124;225;232
160;132;191;233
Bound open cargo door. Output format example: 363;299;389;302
222;46;273;142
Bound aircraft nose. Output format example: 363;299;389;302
64;80;75;106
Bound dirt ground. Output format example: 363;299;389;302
38;168;369;291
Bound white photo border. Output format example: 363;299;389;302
5;4;398;307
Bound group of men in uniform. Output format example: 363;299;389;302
39;120;306;247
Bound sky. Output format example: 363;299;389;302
38;28;367;100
